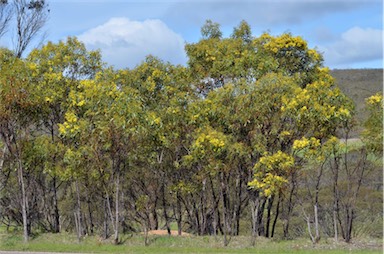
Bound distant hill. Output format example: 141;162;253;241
331;69;383;125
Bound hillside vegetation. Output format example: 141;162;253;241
332;69;383;124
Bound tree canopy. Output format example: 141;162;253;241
0;20;382;245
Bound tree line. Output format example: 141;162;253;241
0;14;382;246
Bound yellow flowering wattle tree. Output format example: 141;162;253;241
26;37;104;238
186;23;354;241
0;48;42;242
183;124;237;246
58;68;143;244
362;93;383;154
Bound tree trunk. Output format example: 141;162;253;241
271;194;280;238
200;178;207;235
232;170;242;236
341;150;367;243
17;157;28;243
144;221;149;246
52;177;60;233
75;180;83;242
87;197;94;235
313;204;320;243
220;172;229;246
250;191;260;246
283;173;296;239
191;196;200;235
304;209;315;243
345;209;354;243
161;182;171;235
103;198;109;239
332;156;340;242
176;192;182;236
257;198;266;236
114;173;120;245
209;174;219;237
265;195;274;238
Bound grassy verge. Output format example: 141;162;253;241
0;232;382;254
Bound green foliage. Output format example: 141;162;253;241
200;19;222;39
231;20;253;44
362;93;383;154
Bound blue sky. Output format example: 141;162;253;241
3;0;383;70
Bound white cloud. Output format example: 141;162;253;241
320;27;383;68
78;17;187;69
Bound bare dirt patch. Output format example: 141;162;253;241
146;230;191;236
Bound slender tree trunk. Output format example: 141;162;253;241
52;177;60;233
87;197;94;235
345;209;354;243
250;191;260;246
304;208;315;243
283;173;297;239
114;173;120;244
200;178;207;235
313;204;320;242
161;182;171;235
181;196;194;233
17;157;28;243
209;174;218;237
271;194;280;238
176;192;182;236
74;211;80;240
213;206;218;238
257;198;266;236
309;162;325;244
332;156;340;243
151;204;159;230
220;172;229;246
192;196;200;235
344;150;367;243
232;171;242;236
265;195;274;238
75;180;83;242
144;219;149;246
103;198;109;239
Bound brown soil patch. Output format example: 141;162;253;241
145;229;191;236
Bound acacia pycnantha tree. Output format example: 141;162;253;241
0;20;381;245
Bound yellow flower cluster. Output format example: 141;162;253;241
366;93;383;105
209;137;225;148
336;107;350;118
28;62;39;77
280;131;291;137
292;137;320;150
58;111;80;135
262;33;308;55
256;151;294;172
195;132;226;149
292;138;309;150
192;129;227;158
249;172;288;197
68;87;87;107
307;49;322;61
148;112;161;125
